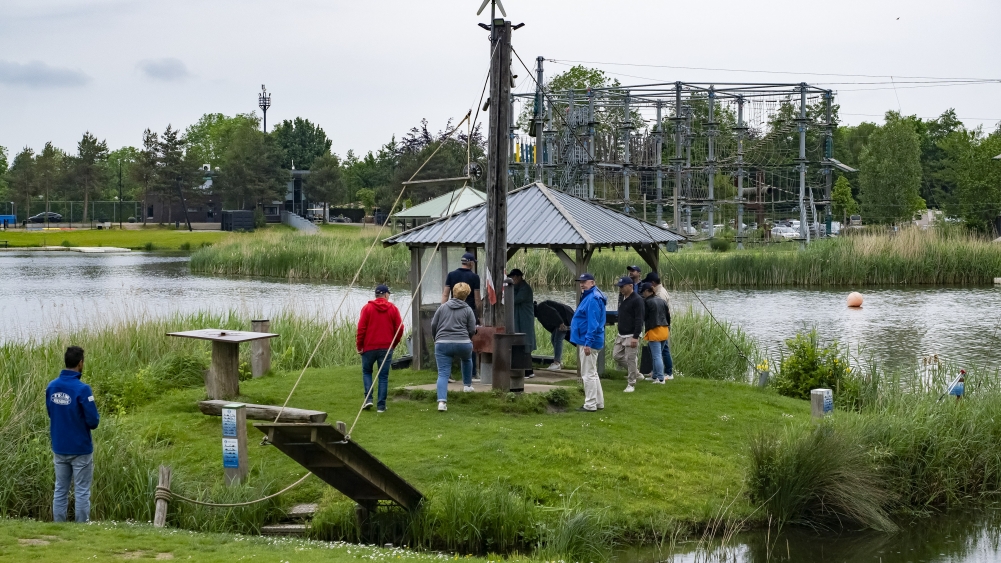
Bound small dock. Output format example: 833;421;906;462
255;422;422;511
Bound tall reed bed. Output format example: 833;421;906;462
192;226;1001;288
747;354;1001;531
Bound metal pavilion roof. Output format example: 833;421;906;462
384;182;685;248
393;186;486;218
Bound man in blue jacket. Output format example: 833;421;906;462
570;273;607;412
46;346;100;522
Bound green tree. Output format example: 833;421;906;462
830;176;859;224
131;129;159;224
68;132;110;224
185;113;260;168
356;188;376;217
155;125;201;224
271;117;331;170
306;153;345;218
945;126;1001;233
858;115;925;225
35;142;65;225
0;146;8;203
7;147;36;220
213;126;287;209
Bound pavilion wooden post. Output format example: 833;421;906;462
250;320;271;378
153;465;171;528
209;341;240;399
483;18;511;329
410;247;424;369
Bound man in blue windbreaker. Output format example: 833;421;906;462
45;346;100;522
570;273;607;412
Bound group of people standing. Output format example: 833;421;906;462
355;253;674;414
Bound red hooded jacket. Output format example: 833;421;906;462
357;298;403;353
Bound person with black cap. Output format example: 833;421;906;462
618;265;643;306
570;273;607;412
509;269;536;378
356;284;403;413
613;276;644;392
443;252;481;318
642;272;671;305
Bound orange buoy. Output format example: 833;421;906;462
847;292;863;308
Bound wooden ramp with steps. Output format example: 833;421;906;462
255;422;422;511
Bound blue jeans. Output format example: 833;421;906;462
551;329;566;364
362;349;393;410
53;452;93;522
648;340;674;381
435;342;473;402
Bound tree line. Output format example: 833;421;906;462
0;113;485;223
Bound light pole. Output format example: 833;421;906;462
118;159;123;229
258;85;271;133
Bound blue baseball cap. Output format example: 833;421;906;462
626;265;642;272
461;252;477;262
616;276;634;287
375;284;391;295
576;273;595;282
639;282;654;294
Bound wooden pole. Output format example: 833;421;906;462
153;465;171;528
209;341;240;399
250;320;271;378
483;18;512;328
223;403;248;485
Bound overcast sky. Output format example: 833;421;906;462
1;0;998;159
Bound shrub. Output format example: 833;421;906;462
709;238;732;252
544;387;573;408
774;330;858;406
179;241;192;251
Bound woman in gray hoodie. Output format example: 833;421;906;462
431;282;478;411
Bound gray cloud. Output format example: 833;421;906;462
0;60;90;88
137;58;190;81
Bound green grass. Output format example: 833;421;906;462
0;229;232;251
0;518;501;563
0;308;809;554
190;225;1001;287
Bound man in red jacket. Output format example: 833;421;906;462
356;284;403;413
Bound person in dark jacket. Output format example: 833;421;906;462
431;282;478;412
535;300;574;370
570;273;607;412
356;285;403;413
618;265;643;306
46;346;99;523
640;282;673;382
613;276;645;392
509;269;536;378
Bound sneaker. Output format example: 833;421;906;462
652;379;666;385
624;385;635;393
525;372;536;379
377;408;386;413
576;406;597;412
438;401;447;412
471;377;482;383
363;401;374;410
462;385;475;392
666;374;675;380
639;374;649;381
548;362;562;370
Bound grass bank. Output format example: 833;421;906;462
0;228;233;251
0;518;493;563
1;308;797;557
191;226;1001;287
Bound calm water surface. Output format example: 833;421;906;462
2;252;1000;372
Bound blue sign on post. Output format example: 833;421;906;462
222;407;238;437
222;438;239;468
221;403;247;483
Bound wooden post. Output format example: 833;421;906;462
209;341;240;399
153;465;171;528
483;18;511;329
411;246;423;370
250;320;272;378
222;403;248;485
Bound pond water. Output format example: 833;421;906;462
2;252;1001;373
619;511;1001;563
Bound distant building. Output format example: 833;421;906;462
392;186;486;231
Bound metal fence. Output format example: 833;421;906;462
2;201;142;226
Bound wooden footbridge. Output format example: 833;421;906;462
255;422;423;511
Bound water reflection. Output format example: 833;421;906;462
620;511;1001;562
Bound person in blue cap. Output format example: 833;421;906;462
46;346;100;522
442;253;481;319
613;276;644;392
570;273;607;412
356;284;403;413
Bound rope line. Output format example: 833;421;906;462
155;472;312;508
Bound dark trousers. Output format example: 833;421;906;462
361;349;392;410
